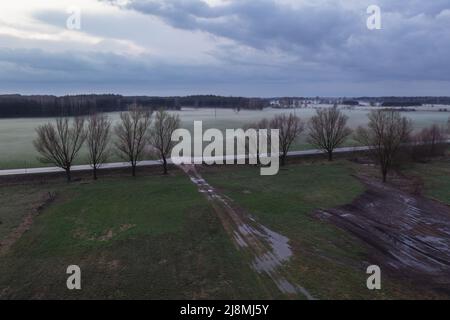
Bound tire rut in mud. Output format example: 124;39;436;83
316;175;450;295
179;164;314;300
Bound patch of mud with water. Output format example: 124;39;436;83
179;164;314;299
316;176;450;294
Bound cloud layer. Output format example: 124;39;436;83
0;0;449;96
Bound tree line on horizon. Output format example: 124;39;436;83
0;94;266;118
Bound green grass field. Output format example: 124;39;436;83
0;173;273;299
404;159;450;204
201;161;433;299
0;160;446;299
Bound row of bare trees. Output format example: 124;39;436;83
410;124;448;162
34;105;448;183
34;108;180;182
246;107;448;183
245;106;353;166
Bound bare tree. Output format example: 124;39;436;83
307;106;352;161
149;109;180;174
412;124;447;160
115;106;152;177
86;113;111;180
270;113;304;166
424;124;447;156
356;110;412;182
33;117;86;182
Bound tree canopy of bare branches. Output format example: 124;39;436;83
33;117;86;182
356;110;412;182
87;113;111;180
149;109;180;174
270;113;304;166
307;106;352;161
411;124;447;161
114;107;152;177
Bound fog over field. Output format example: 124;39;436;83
0;106;448;169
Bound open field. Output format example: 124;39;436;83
200;161;447;299
2;159;448;299
0;107;449;169
0;171;276;299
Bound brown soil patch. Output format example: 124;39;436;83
98;229;114;241
315;175;450;297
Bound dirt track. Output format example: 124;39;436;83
0;192;55;256
316;175;450;296
179;164;314;299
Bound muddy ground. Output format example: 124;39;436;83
179;164;314;299
316;174;450;297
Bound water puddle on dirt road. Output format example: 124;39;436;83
179;164;314;299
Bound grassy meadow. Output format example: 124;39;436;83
0;171;274;299
201;161;430;299
1;160;442;299
404;159;450;204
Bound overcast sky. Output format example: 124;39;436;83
0;0;449;97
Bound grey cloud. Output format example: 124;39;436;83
2;0;450;96
121;0;450;83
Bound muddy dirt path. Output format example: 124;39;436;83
179;164;314;299
0;192;55;256
316;175;450;295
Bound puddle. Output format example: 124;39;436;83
179;164;314;299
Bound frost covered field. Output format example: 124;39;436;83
0;106;448;169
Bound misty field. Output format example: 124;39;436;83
0;107;448;169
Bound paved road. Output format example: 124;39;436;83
0;145;373;177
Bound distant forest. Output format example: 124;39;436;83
0;94;266;118
1;94;449;118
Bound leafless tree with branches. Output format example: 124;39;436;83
115;106;152;177
86;113;111;180
149;109;180;174
307;106;352;161
356;110;412;182
411;124;447;161
270;113;304;166
33;117;86;182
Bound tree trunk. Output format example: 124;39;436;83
65;168;71;182
162;156;168;175
93;166;98;180
132;164;136;177
280;154;286;166
328;150;333;161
